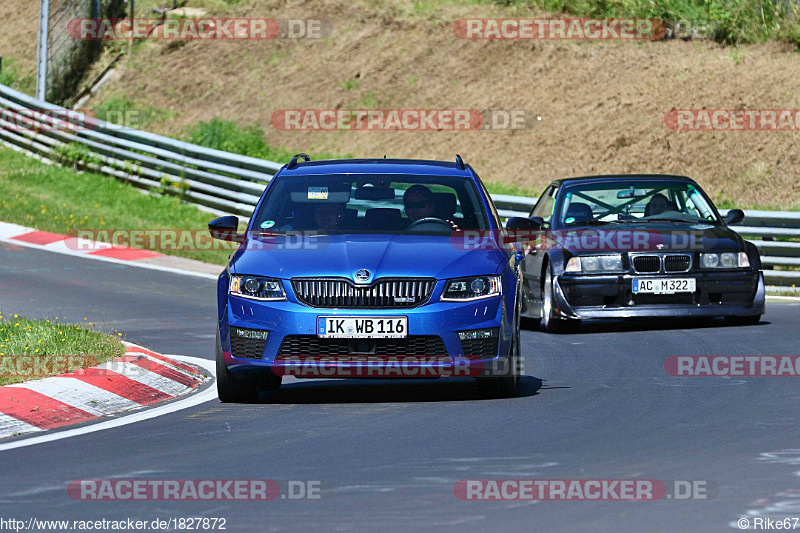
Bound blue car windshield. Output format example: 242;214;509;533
556;181;720;227
252;174;490;234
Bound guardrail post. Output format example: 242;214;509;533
36;0;50;101
129;0;135;50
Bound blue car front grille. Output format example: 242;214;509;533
277;335;448;357
291;278;436;308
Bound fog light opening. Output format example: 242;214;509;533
458;328;497;341
232;327;270;340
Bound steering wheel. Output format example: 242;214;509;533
407;217;453;231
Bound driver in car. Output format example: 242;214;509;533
403;185;459;229
403;185;436;223
646;193;672;216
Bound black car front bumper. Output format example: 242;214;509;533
552;270;765;319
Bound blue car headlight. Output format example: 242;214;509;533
230;275;286;301
441;275;501;301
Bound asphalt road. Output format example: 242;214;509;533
1;242;799;532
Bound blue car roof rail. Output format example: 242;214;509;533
455;154;466;170
286;153;311;169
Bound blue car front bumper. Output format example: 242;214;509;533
219;280;514;378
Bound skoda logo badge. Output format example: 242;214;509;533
355;269;371;282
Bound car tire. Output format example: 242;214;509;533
520;316;541;330
216;330;262;403
726;315;761;326
478;288;521;398
540;264;579;333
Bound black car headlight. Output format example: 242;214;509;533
230;275;286;301
700;252;750;269
441;276;501;301
565;254;624;273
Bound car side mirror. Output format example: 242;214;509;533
725;209;745;225
208;215;240;241
506;217;543;231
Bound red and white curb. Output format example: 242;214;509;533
0;342;209;440
0;220;218;280
0;221;162;261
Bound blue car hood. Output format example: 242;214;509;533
230;234;507;280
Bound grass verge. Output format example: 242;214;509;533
0;314;126;386
0;146;235;265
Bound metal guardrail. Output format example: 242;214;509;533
0;83;798;288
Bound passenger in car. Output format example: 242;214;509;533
313;202;347;231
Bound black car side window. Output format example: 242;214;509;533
531;186;558;225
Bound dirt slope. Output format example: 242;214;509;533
0;0;39;92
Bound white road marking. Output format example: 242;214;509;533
0;355;216;452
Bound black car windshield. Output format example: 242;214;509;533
556;180;720;227
252;174;490;234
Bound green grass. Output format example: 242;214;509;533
0;314;125;386
489;0;800;46
0;146;236;264
0;57;35;96
183;118;347;162
92;96;175;130
339;78;360;91
483;180;540;198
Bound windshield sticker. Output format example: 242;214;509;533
565;217;576;224
308;187;328;200
261;220;275;229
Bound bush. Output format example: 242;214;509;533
494;0;800;45
183;118;348;164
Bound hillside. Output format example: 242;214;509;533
2;0;799;208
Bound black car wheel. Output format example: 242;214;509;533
540;264;580;334
216;330;265;403
726;315;761;326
